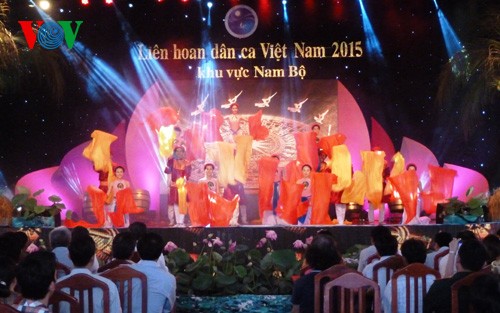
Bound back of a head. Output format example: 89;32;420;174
71;226;90;243
482;234;500;264
112;232;136;260
305;234;342;271
401;238;427;264
456;230;476;241
16;251;56;300
137;232;164;261
458;239;488;271
371;226;392;243
49;226;72;249
0;256;16;299
375;235;398;257
434;231;453;248
469;274;500;313
0;231;28;262
129;222;147;242
69;234;96;267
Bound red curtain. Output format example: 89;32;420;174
257;157;279;218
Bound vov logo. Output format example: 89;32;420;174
18;20;83;50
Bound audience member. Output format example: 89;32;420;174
357;226;392;272
423;238;488;313
58;234;121;313
49;226;73;269
131;232;176;313
482;234;500;264
97;232;136;273
383;238;436;313
362;234;399;292
0;256;18;305
70;226;99;273
469;273;500;313
0;231;29;263
291;234;343;313
440;230;477;278
15;251;56;313
128;222;169;272
424;231;452;269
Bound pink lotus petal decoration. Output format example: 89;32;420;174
370;117;395;162
444;163;489;201
337;81;370;171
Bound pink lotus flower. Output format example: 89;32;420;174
228;241;237;253
164;241;178;252
212;237;223;247
256;237;267;248
26;243;40;253
265;230;278;241
293;240;306;249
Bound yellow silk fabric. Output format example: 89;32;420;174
361;151;385;208
83;130;117;173
234;135;253;184
330;144;352;192
176;177;188;214
205;142;236;187
341;171;367;205
157;125;176;159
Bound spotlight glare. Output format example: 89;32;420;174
81;0;89;5
282;0;287;5
207;2;213;9
39;0;50;10
105;0;113;5
128;3;133;8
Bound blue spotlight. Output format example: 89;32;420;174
358;0;383;62
207;1;212;26
433;0;462;58
282;0;289;24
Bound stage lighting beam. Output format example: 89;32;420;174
39;0;50;11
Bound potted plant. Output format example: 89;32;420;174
10;186;65;228
441;187;488;224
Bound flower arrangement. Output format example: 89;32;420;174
442;187;488;224
165;230;301;296
10;186;65;227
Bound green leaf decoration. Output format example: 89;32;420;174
192;272;213;291
234;265;247;278
32;189;45;197
34;206;47;214
215;271;237;287
16;186;31;195
48;195;62;203
11;193;28;207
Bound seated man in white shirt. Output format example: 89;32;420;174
424;231;452;269
57;234;122;313
362;234;398;291
383;238;438;313
358;226;392;272
130;232;177;313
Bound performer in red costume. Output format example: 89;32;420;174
164;145;191;226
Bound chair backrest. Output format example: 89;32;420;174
433;249;449;271
373;255;406;291
56;273;110;313
0;303;21;313
97;259;131;273
366;253;380;265
323;271;381;313
49;289;81;313
55;261;71;279
450;272;489;313
391;263;440;313
100;265;148;313
314;264;357;313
